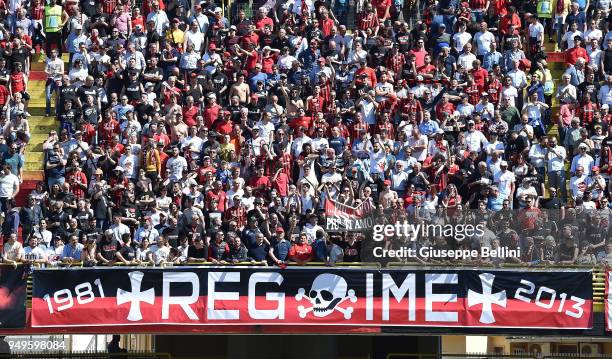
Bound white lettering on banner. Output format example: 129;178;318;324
162;272;199;320
117;271;155;321
513;279;586;319
467;273;507;324
382;274;415;321
425;273;458;322
366;273;374;321
248;272;285;320
207;272;240;320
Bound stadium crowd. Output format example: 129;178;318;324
0;0;611;269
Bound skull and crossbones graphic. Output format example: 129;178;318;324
295;273;357;319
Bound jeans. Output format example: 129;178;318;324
555;17;564;50
548;170;566;199
45;79;59;115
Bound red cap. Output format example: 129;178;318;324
223;51;231;57
276;227;285;233
223;110;231;116
172;18;180;23
461;1;469;6
384;179;391;186
208;43;217;50
593;166;600;172
190;72;198;78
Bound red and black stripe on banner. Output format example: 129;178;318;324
31;267;592;329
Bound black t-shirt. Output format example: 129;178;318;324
577;81;600;101
604;49;612;74
211;72;228;93
272;36;290;51
187;244;208;259
162;226;181;248
81;0;97;17
58;108;79;128
259;34;275;48
9;47;28;70
124;81;142;101
118;245;135;261
121;203;139;223
82;228;103;243
92;193;110;219
97;237;120;261
58;85;78;109
74;210;92;229
135;102;153;124
340;240;361;262
248;242;269;261
82;104;99;124
77;84;98;105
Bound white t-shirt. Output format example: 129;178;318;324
494;170;516;199
458;52;477;71
453;31;472;52
407;134;428;161
166;156;188;181
184;30;205;52
474;31;496;55
0;173;18;198
528;23;545;41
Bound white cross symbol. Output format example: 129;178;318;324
117;271;155;321
467;273;507;324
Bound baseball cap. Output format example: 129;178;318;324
592;166;600;172
500;161;508;167
276;227;285;234
208;43;217;50
383;179;391;186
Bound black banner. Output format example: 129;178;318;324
32;267;592;330
0;266;26;328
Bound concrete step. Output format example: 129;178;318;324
28;107;52;116
23;170;44;181
24;162;44;171
30;116;57;126
30;124;59;135
30;142;44;151
25;151;44;162
28;133;50;144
